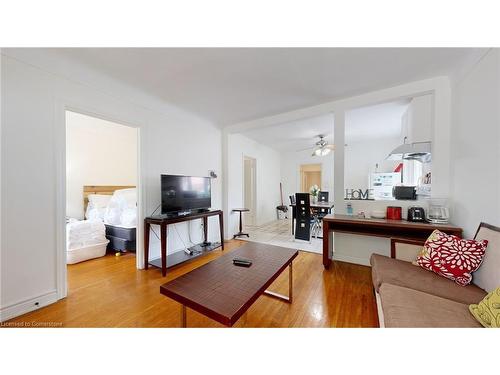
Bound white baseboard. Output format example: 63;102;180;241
0;290;58;322
332;253;371;266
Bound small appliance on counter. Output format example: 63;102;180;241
407;206;426;222
427;198;450;224
386;206;402;220
393;186;417;200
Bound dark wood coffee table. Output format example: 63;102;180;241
160;242;298;327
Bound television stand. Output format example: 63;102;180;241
144;210;224;276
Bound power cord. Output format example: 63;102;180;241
148;204;162;241
150;204;161;216
173;224;189;251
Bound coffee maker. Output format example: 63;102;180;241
426;199;450;224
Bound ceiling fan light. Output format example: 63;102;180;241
313;148;322;156
321;148;331;156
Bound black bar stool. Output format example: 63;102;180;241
232;208;250;239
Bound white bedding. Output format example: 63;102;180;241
85;194;112;221
104;188;137;227
66;220;108;264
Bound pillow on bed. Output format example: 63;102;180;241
120;208;137;227
88;194;112;208
113;188;137;209
86;207;107;221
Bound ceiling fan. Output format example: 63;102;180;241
306;135;335;156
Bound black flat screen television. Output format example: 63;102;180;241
161;175;211;215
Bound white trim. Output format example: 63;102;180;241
375;291;385;328
54;100;67;299
0;290;58;323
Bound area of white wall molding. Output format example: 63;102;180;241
0;290;58;323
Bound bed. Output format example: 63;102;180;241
84;185;137;253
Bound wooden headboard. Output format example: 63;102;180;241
83;185;135;214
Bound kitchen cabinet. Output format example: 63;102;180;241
404;94;433;143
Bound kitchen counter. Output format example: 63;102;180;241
322;214;462;268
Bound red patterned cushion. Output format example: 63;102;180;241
416;230;488;286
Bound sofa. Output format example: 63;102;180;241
371;222;500;328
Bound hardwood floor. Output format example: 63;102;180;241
7;240;379;327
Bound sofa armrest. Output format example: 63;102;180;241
390;238;425;262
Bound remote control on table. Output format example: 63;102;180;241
232;258;252;267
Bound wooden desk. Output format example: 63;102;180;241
321;214;462;269
144;210;224;276
160;242;298;327
289;201;334;235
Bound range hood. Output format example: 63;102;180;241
386;140;431;162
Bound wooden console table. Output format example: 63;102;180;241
322;214;462;269
144;210;224;276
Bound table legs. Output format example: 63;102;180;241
203;216;208;243
219;212;225;250
181;304;186;328
178;262;293;328
144;221;150;269
323;222;331;269
160;223;167;277
263;262;293;303
233;210;249;239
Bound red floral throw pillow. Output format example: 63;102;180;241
416;230;488;286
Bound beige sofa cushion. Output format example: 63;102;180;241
473;224;500;292
379;284;482;328
371;254;487;305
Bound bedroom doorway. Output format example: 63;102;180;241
64;110;139;291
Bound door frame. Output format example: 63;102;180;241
299;163;322;193
55;102;143;300
242;155;257;226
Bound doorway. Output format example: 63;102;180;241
300;163;322;193
243;156;257;226
64;110;139;293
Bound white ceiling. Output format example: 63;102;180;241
240;100;409;152
53;48;484;126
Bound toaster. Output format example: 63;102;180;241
407;207;426;222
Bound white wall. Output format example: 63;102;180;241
0;51;222;321
280;149;334;202
227;134;281;233
344;137;401;191
66;111;138;219
451;49;500;238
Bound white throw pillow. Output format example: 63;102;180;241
113;188;137;209
88;194;112;208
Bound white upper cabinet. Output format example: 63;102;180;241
405;94;433;143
